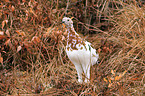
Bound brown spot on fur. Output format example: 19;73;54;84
65;28;87;50
64;26;87;50
67;47;69;51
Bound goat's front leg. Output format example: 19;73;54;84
74;63;83;83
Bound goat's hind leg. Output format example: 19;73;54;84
83;64;91;83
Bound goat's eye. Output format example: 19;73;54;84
67;19;69;21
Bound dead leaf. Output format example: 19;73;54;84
16;30;26;36
121;70;127;76
2;20;8;29
98;48;101;53
111;70;115;75
5;0;10;2
20;32;26;36
115;76;121;81
28;1;31;6
5;39;10;46
2;51;6;53
44;27;52;37
115;70;127;81
20;18;23;23
108;83;113;88
0;35;6;40
31;36;41;43
61;35;65;40
12;6;15;12
52;9;57;13
103;78;108;83
17;46;22;52
63;30;67;37
62;23;66;28
2;21;5;29
70;17;74;20
117;82;121;85
5;39;13;48
0;57;3;64
131;78;138;81
25;10;29;14
22;0;26;3
0;53;3;66
0;31;4;35
5;20;8;24
55;30;62;36
30;8;37;17
6;29;10;37
47;27;52;32
16;30;21;35
108;76;112;83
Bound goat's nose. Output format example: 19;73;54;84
62;21;65;23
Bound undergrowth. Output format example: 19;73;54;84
0;0;145;95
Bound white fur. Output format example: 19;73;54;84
62;17;99;83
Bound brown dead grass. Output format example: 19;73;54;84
0;0;145;95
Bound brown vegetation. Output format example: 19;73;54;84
0;0;145;95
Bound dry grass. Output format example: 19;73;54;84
0;0;145;95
